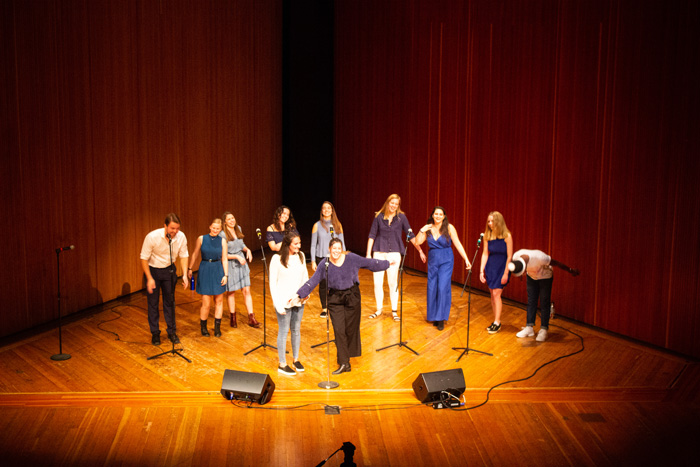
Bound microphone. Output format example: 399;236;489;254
477;233;484;246
56;245;75;253
166;233;172;244
256;228;262;239
330;225;335;238
407;228;413;242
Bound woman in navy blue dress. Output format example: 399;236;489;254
479;211;513;334
415;207;471;330
187;218;229;337
266;205;298;252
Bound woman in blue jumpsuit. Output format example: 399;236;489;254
415;207;471;330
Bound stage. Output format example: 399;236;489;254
0;260;698;466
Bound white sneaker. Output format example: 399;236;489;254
536;329;548;342
516;326;535;338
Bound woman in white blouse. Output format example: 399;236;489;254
269;232;309;375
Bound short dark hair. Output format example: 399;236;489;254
164;213;181;225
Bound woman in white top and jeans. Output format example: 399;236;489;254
269;232;309;375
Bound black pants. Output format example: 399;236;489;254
328;284;361;365
316;256;328;309
526;275;553;329
147;265;177;335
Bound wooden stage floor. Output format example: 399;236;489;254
1;260;699;466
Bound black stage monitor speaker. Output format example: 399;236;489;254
221;369;275;405
412;368;466;403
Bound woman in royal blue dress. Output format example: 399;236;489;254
479;211;513;334
415;207;471;330
187;218;229;338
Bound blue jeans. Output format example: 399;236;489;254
276;305;304;364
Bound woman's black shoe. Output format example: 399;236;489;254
200;319;210;337
437;321;445;331
214;318;222;337
332;363;351;375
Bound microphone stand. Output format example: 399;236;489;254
453;236;492;361
376;233;418;356
148;235;191;362
51;247;71;361
312;226;336;349
244;230;277;355
318;257;339;389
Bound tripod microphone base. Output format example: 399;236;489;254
452;346;493;362
148;344;192;363
51;353;71;361
318;381;340;389
376;341;419;356
243;342;279;356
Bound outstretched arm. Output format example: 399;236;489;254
550;258;580;276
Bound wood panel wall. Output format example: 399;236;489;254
0;0;282;337
333;0;700;357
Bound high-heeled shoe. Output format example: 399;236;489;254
214;318;222;337
248;313;261;328
230;312;237;328
332;363;351;375
200;319;210;337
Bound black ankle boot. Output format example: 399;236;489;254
200;319;210;337
214;318;222;337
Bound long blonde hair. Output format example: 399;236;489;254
484;211;511;241
375;194;404;219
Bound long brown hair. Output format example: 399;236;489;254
272;205;297;232
319;201;343;234
427;206;450;238
280;232;303;268
222;211;244;242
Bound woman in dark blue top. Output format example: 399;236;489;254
266;205;299;252
366;194;426;321
296;238;392;374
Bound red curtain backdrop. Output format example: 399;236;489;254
0;0;282;337
333;0;700;357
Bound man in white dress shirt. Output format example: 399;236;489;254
509;249;579;342
140;213;189;345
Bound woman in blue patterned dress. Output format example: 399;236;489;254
415;207;471;330
221;212;260;329
188;218;228;338
479;211;513;334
